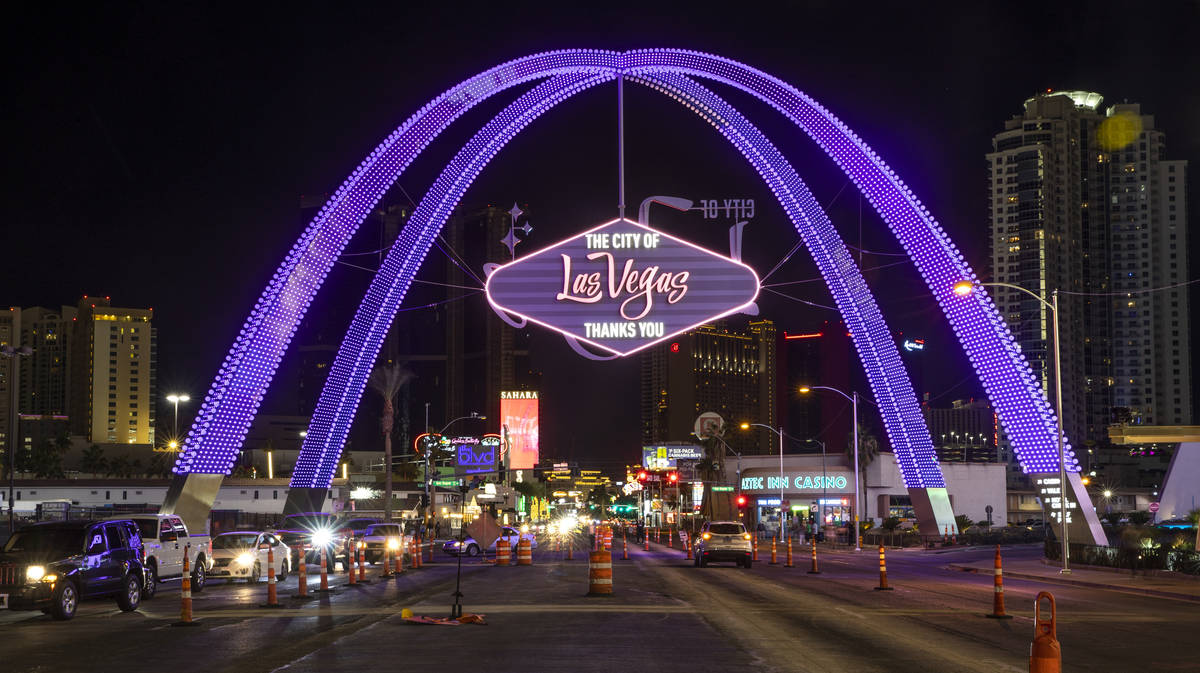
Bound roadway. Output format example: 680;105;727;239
1;540;1195;672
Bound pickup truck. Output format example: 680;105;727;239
108;514;212;598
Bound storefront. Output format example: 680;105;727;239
741;464;856;539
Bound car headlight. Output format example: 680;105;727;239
26;565;46;582
743;533;752;540
387;538;400;550
702;533;711;540
311;529;333;547
236;553;255;567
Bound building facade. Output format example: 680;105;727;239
68;297;157;445
987;92;1192;465
923;398;999;463
640;319;778;455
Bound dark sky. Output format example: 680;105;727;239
6;2;1199;468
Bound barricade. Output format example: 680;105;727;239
317;545;332;592
622;530;629;560
807;537;820;574
294;546;312;600
667;529;673;549
752;536;758;562
643;532;650;552
770;537;778;565
1029;592;1061;673
587;549;613;596
874;544;893;590
261;544;283;608
413;537;423;568
496;536;511;566
988;545;1012;619
172;544;197;626
785;538;794;568
517;537;533;566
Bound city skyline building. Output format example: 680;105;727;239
68;296;157;445
640;319;778;455
922;398;999;463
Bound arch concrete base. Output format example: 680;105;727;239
1029;471;1106;545
160;473;224;535
908;487;957;538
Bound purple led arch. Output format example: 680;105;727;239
175;49;1075;491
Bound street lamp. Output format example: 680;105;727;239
740;421;786;543
165;393;190;439
954;279;1071;574
800;385;862;551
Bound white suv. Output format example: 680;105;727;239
693;521;753;568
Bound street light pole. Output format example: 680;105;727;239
800;385;862;551
954;280;1070;573
741;422;786;543
165;393;190;439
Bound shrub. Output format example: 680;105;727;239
1128;511;1151;525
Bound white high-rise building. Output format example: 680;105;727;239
1106;103;1191;425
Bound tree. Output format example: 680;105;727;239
844;421;880;523
147;452;171;478
30;438;66;478
368;361;414;521
80;444;107;476
108;454;133;479
1187;508;1200;550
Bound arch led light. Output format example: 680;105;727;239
485;217;760;357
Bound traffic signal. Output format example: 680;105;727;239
668;472;679;484
637;471;648;481
736;494;748;507
419;493;430;507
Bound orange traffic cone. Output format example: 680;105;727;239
807;537;820;574
874;544;893;590
260;543;283;608
294;545;312;600
987;545;1013;619
1030;592;1061;673
785;538;794;568
770;538;778;565
317;545;332;593
172;544;198;626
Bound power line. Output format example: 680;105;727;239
1058;277;1200;297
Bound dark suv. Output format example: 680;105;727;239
0;519;146;620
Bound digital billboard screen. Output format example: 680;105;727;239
501;391;539;470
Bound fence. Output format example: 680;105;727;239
1044;539;1200;576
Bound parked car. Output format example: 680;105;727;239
276;512;349;566
340;517;380;539
1;519;146;620
359;523;410;564
108;513;211;599
442;526;537;557
693;520;753;568
208;531;290;582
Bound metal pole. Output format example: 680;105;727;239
424;403;431;527
853;392;861;551
1052;289;1070;574
172;399;179;439
617;74;625;220
778;427;785;543
821;441;826;533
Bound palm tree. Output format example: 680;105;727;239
80;444;107;476
368;361;414;521
845;422;880;523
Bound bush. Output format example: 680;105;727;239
1128;511;1152;525
881;517;901;532
1102;511;1124;526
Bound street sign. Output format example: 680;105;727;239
1149;502;1160;513
485;217;760;356
694;411;724;438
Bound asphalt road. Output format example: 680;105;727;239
1;540;1195;672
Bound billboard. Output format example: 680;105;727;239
485;218;760;356
454;435;501;475
642;444;704;470
501;391;539;470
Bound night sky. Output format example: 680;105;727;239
6;2;1199;468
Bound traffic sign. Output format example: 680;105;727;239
1148;502;1160;513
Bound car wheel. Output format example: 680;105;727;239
117;573;141;612
277;558;288;581
699;556;707;567
191;561;207;593
142;562;158;600
466;544;480;557
249;562;261;583
51;581;78;620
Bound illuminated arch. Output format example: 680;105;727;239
170;50;1084;535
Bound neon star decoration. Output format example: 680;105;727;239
170;50;1077;511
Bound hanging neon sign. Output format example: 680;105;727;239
485;218;760;357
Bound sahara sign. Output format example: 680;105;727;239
485;218;760;356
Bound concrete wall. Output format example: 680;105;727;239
5;479;345;516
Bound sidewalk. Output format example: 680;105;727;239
947;557;1200;603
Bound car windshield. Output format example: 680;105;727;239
214;534;259;549
365;525;395;536
3;527;83;556
708;524;744;535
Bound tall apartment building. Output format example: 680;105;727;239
988;92;1192;455
0;308;19;458
69;297;157;445
18;306;76;416
923;398;999;463
640;319;778;455
988;90;1112;450
1106;104;1191;425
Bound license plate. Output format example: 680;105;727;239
0;594;8;609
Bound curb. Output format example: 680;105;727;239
947;563;1200;603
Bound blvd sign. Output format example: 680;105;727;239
486;218;760;356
